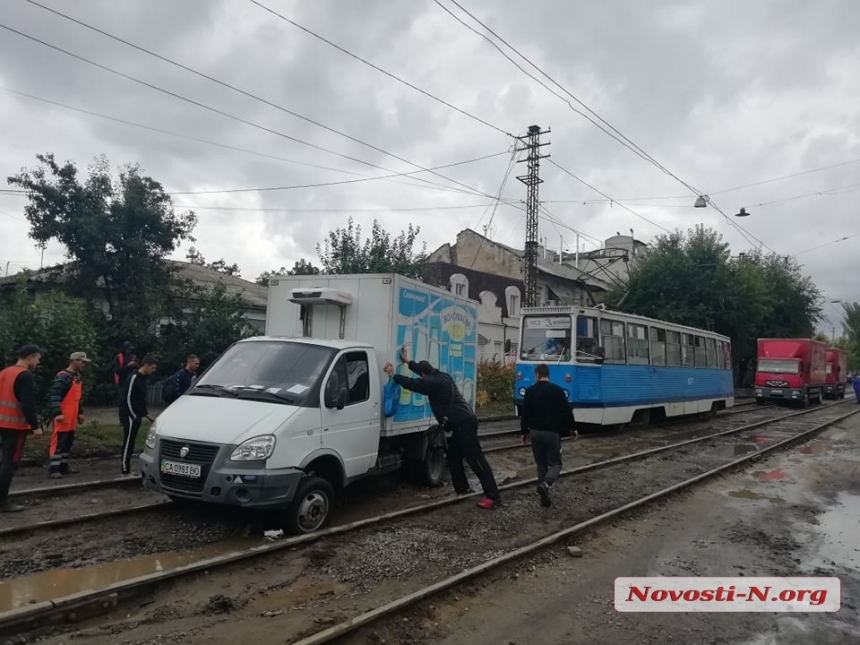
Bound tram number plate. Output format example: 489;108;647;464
160;460;201;479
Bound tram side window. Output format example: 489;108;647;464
650;328;667;366
716;340;726;369
600;319;626;363
627;323;649;365
694;336;707;368
667;331;682;367
576;316;600;363
681;333;695;368
722;341;733;370
706;338;718;368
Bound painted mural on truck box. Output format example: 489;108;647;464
393;285;478;423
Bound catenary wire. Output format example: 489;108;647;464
245;0;513;138
438;0;773;252
0;22;496;200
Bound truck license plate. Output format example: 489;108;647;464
160;460;202;479
771;389;783;395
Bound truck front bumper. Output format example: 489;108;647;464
756;387;804;400
139;439;304;509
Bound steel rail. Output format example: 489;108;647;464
0;402;797;537
291;405;860;645
0;400;848;636
477;399;760;440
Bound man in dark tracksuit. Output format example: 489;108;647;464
119;356;158;475
520;363;578;507
384;350;501;509
0;344;44;512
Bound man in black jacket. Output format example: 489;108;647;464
384;349;501;509
119;356;158;475
520;363;578;507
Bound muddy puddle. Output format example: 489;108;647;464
800;441;832;454
728;489;785;504
802;491;860;572
0;536;263;612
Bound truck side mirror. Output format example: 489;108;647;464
336;389;348;410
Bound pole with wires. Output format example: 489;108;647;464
516;125;550;307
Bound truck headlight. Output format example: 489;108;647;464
145;423;158;450
230;435;276;461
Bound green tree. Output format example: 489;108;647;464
157;284;261;374
842;302;860;344
607;226;770;365
7;153;198;343
317;217;427;278
186;246;241;277
0;277;98;416
255;259;320;286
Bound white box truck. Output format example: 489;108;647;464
139;273;479;534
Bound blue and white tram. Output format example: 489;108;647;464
513;305;734;426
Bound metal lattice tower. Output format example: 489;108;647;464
516;125;550;307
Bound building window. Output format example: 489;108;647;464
509;294;519;317
455;283;465;296
450;273;468;298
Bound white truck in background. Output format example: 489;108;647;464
139;274;479;533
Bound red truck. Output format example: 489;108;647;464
824;348;848;400
755;338;826;407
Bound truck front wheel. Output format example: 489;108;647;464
285;476;335;534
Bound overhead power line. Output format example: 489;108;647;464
172;202;503;213
0;21;495;201
246;0;513;138
437;0;773;252
794;232;860;256
166;151;512;195
548;159;671;234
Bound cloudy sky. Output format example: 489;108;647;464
1;0;857;333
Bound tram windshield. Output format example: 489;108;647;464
520;316;572;361
757;359;800;374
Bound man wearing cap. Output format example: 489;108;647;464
384;349;502;510
0;344;44;513
47;352;91;479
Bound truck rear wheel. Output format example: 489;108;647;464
418;447;445;488
285;476;335;535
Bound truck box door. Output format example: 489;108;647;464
320;350;380;478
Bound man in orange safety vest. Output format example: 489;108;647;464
48;352;91;478
0;344;44;513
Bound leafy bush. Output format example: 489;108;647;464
476;360;514;409
0;278;98;416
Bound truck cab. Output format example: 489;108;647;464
755;338;826;407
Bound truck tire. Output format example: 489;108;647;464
420;446;446;488
801;391;810;408
285;476;335;535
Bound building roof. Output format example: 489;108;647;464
0;260;268;309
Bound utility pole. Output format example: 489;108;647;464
516;125;550;307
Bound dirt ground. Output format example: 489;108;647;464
346;415;860;645
4;406;854;644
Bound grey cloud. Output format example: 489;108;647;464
1;0;858;332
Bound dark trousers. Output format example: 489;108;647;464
48;431;76;474
0;429;27;505
120;415;142;474
447;418;500;500
530;429;562;486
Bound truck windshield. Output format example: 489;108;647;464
192;341;336;404
757;359;799;374
520;316;572;361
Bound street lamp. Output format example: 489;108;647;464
694;195;708;208
735;208;750;217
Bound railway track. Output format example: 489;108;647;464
0;399;852;641
0;400;778;540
